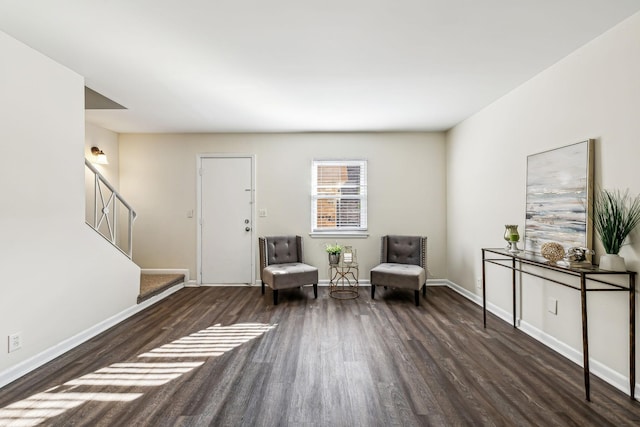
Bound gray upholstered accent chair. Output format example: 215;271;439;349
259;235;318;305
370;235;427;306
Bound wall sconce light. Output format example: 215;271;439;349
91;146;109;165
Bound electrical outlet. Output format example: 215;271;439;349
547;298;558;315
476;277;482;290
259;208;267;217
8;333;22;353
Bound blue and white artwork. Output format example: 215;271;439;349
525;140;593;255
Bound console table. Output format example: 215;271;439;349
481;248;636;401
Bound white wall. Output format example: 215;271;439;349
119;132;447;282
447;12;640;386
0;32;140;378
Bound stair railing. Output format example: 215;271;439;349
85;159;137;258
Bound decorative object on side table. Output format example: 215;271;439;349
540;242;565;264
504;224;521;253
341;245;356;264
325;243;343;265
592;188;640;271
564;246;594;267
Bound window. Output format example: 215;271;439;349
311;160;367;233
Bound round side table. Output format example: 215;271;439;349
329;262;359;299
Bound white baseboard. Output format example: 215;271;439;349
253;279;372;287
253;279;446;287
318;279;371;286
444;280;514;325
0;283;184;389
426;278;451;287
518;320;637;398
444;279;639;400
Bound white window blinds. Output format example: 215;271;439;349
311;160;367;232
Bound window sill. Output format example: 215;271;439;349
309;232;369;239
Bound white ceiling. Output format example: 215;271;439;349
1;1;639;133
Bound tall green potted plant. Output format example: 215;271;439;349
593;188;640;271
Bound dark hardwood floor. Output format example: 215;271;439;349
1;286;639;426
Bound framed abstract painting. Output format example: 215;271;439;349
524;140;594;255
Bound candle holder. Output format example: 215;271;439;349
504;225;521;253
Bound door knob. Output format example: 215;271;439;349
245;227;251;232
244;219;250;224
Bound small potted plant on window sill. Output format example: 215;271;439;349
593;188;640;271
325;243;343;265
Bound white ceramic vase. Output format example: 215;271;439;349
599;254;626;271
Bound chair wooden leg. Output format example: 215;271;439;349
273;290;279;305
422;283;426;297
414;290;420;306
313;283;318;299
261;282;265;295
371;285;375;299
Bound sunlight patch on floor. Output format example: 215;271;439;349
138;323;277;358
0;323;277;426
0;392;142;427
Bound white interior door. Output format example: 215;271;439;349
199;155;254;284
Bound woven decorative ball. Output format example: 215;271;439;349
540;242;565;263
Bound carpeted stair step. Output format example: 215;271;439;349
138;273;185;303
